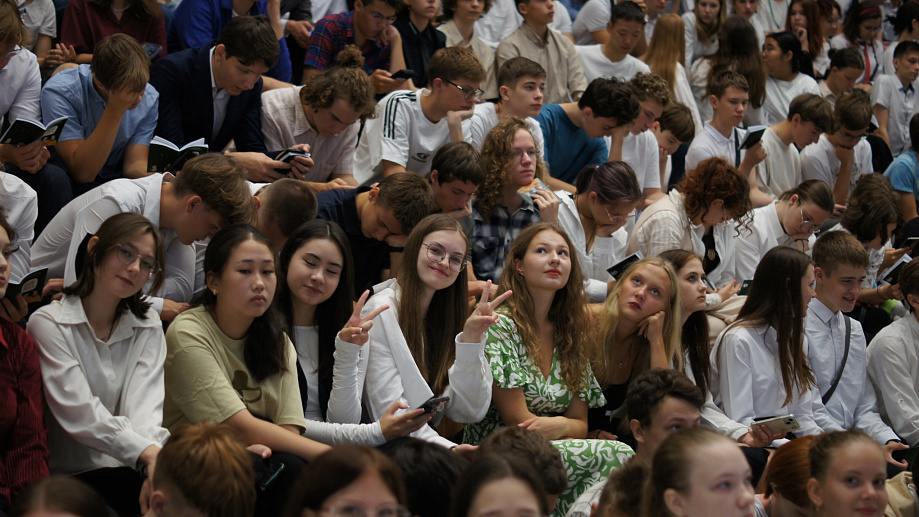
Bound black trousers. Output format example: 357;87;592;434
75;466;144;517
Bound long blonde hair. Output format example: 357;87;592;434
642;14;685;98
594;258;683;381
497;223;591;394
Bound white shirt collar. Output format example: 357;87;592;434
808;296;838;326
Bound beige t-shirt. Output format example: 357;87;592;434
164;306;306;431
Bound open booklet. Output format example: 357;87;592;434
148;137;208;173
0;116;68;146
5;268;48;305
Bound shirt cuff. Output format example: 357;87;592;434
705;293;722;308
112;427;156;467
453;333;486;364
334;336;364;358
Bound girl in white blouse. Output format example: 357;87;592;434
642;13;704;138
682;0;725;66
712;246;843;445
555;161;643;302
333;214;510;448
830;0;885;84
28;213;169;515
762;32;822;125
275;219;429;445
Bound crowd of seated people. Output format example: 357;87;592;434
4;0;919;514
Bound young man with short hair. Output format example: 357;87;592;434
576;1;650;83
868;257;919;445
316;173;439;295
460;56;547;156
873;40;919;155
151;16;305;184
759;93;834;197
654;102;697;189
393;0;446;87
36;33;158;208
685;70;771;206
479;427;568;514
568;368;703;517
802;89;874;206
31;153;253;321
806;230;906;456
145;423;255;517
168;0;291;83
884;112;919;222
611;72;668;207
428;141;484;219
536;77;639;192
819;47;865;107
354;46;485;183
496;0;586;104
304;0;412;94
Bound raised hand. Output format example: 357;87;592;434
338;290;389;345
532;188;560;223
460;281;511;343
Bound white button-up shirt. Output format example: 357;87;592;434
734;202;808;282
0;173;37;282
868;315;919;445
806;298;899;444
711;323;843;446
0;47;41;127
30;174;194;314
28;295;169;473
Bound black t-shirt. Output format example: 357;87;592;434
316;186;390;298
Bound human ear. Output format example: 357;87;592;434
205;271;220;296
629;418;644;445
86;235;100;256
663;488;686;516
806;478;823;509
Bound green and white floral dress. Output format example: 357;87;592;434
464;314;635;516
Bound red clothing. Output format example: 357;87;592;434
0;320;48;506
60;0;167;58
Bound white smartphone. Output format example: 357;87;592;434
752;415;800;435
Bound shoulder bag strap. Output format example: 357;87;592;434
822;315;852;405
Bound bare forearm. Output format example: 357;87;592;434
62;109;124;183
225;412;329;460
834;164;853;204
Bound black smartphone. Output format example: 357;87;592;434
738;279;753;296
740;126;767;149
391;69;415;80
702;276;715;291
416;395;450;415
892;447;919;466
606;252;642;280
274;149;311;162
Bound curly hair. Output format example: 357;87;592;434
497;223;591;394
630;72;671;106
475;118;547;219
300;45;376;122
679;157;753;236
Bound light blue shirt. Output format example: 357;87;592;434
884;148;919;201
40;64;159;181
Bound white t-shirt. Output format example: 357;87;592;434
621;130;661;190
872;73;919;155
462;102;545;158
572;0;609;44
759;127;803;197
753;0;789;33
16;0;55;52
353;89;451;183
576;44;650;83
762;73;821;126
685;123;746;172
310;0;347;23
801;133;873;196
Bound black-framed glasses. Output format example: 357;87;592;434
113;243;158;278
321;503;412;517
423;242;467;271
444;78;485;100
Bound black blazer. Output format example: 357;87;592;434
149;46;267;154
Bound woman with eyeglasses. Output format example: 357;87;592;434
27;213;169;516
734;180;835;282
829;0;884;84
555;161;643;302
472;118;558;282
463;223;633;514
274;220;430;445
338;214;510;448
282;445;411;517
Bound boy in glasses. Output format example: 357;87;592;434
30;154;253;322
353;47;485;184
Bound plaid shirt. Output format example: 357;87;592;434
471;190;543;282
304;11;390;73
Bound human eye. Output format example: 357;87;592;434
140;257;157;271
651;287;662;297
558;248;569;257
687;273;698;282
631;276;641;285
845;476;860;487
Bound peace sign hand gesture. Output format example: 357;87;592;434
460;281;512;343
338;290;389;346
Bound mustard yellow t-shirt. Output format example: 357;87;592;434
163;306;306;431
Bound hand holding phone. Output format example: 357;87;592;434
416;395;450;416
752;415;800;435
390;69;415;81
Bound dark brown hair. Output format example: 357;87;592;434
89;0;160;20
154;423;255;517
217;15;280;69
11;476;118;517
735;246;814;405
839;174;899;244
375;173;439;237
809;430;880;480
786;0;824;62
900;258;919;311
260;178;317;240
812;230;869;276
450;454;548;517
283;445;407;516
497;56;546;88
834;87;873;132
475;118;548;219
91;33;150;93
430;141;485;186
658;102;696;143
0;0;24;47
779;178;835;213
787;93;834;133
64;213;164;319
625;368;704;427
429;46;485;84
842;0;882;44
658;250;711;393
707;17;765;108
479;427;567;496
